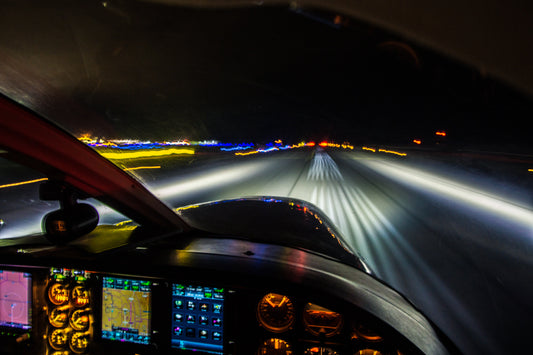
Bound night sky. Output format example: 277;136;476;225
1;0;532;149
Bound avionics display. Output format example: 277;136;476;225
171;283;224;354
101;276;152;345
0;270;31;330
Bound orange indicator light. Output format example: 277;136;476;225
436;131;446;136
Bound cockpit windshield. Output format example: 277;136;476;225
1;2;533;353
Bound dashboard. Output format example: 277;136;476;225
0;237;447;355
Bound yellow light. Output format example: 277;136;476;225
100;148;194;160
0;177;48;189
362;147;376;152
235;150;259;156
413;139;421;145
378;149;407;156
436;131;447;136
123;166;161;171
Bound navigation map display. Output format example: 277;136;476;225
171;283;224;354
101;276;151;345
0;270;31;330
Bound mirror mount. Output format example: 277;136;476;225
40;181;99;244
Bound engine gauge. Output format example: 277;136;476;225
48;283;69;305
303;303;343;337
355;350;383;355
70;308;91;331
257;293;295;333
48;306;69;328
257;338;293;355
71;285;90;307
49;328;69;350
70;331;89;353
352;324;383;342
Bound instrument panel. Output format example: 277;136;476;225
0;265;419;355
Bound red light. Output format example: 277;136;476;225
413;139;421;144
319;141;328;147
436;131;446;136
308;142;316;147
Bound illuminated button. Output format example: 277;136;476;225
212;318;222;327
174;313;183;322
212;331;222;341
174;300;183;309
173;327;182;336
187;315;195;324
200;303;209;312
199;316;209;325
187;301;195;311
199;329;208;339
213;303;222;313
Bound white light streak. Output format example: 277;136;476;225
155;161;271;199
363;160;533;229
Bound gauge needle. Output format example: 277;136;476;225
266;298;277;308
278;296;287;307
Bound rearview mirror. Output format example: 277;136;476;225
43;203;99;244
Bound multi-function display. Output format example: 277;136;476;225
0;270;32;330
101;276;152;345
171;283;224;354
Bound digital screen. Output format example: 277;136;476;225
0;270;32;330
101;276;152;345
171;283;224;354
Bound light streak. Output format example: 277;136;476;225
0;177;48;189
363;160;533;229
220;145;253;151
436;131;447;136
235;150;259;156
362;147;376;152
378;149;407;156
413;139;422;145
123;166;161;171
100;148;194;160
155;161;271;199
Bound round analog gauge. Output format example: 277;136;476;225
257;293;295;333
303;303;343;337
48;283;69;305
356;350;383;355
352;324;383;342
71;286;90;307
49;328;69;350
70;331;89;353
257;338;293;355
48;306;69;328
70;308;91;331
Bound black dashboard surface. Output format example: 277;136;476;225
0;236;451;355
